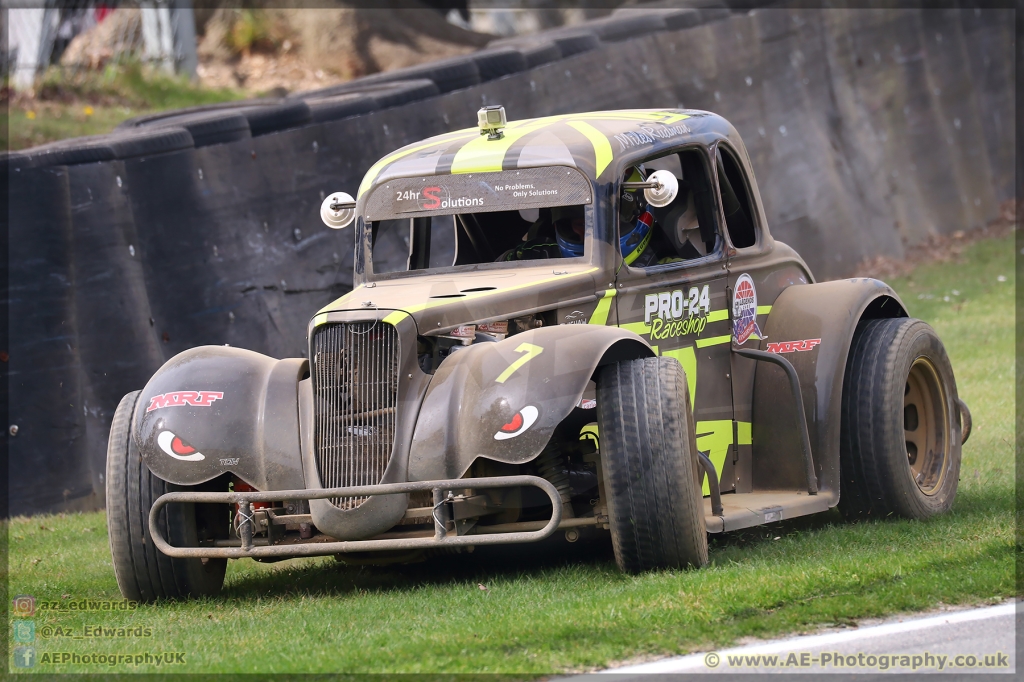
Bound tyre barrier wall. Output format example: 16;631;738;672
5;7;1012;516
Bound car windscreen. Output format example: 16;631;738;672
364;166;593;275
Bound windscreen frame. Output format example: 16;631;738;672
357;167;597;281
363;166;594;221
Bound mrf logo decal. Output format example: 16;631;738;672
644;285;710;341
147;391;224;413
767;338;821;354
732;273;762;345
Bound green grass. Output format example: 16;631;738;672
5;62;245;152
5;235;1016;674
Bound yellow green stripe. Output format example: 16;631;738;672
707;309;728;323
757;305;772;315
382;310;409;325
661;346;697;407
566;121;613;177
737;421;752;446
450;121;549;174
357;131;477;198
361;111;692;196
696;420;732;496
696;334;731;348
588;289;616;325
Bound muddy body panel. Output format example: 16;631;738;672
133;346;307;491
747;278;907;500
408;325;653;481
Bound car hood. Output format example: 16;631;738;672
313;264;603;335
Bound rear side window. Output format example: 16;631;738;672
715;146;757;248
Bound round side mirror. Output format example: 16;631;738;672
644;170;679;208
321;192;356;229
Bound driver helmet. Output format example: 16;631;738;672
619;165;655;266
554;206;586;258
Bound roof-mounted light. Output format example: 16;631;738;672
478;105;506;140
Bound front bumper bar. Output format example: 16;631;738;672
149;475;563;559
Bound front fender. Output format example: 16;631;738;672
133;346;307;490
749;278;906;499
408;325;653;481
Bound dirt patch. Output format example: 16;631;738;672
195;49;338;97
195;5;493;95
850;200;1018;280
51;4;495;97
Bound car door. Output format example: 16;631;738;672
612;147;740;495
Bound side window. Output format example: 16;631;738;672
372;216;457;274
428;215;456;268
371;219;411;274
622;149;721;269
715;145;757;248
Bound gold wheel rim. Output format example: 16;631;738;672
903;358;949;495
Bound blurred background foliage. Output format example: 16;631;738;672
5;0;654;150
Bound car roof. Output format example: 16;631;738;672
357;108;730;200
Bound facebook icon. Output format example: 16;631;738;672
13;646;36;668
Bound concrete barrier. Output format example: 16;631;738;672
4;7;1013;515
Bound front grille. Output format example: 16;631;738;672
311;321;400;509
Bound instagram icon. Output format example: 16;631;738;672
12;595;35;617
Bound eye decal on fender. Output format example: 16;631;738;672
494;406;539;441
157;431;206;462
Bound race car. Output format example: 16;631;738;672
106;106;969;601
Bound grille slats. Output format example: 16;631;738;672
312;322;399;509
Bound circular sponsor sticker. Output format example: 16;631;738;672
732;273;760;345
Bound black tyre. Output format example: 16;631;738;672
106;391;227;601
26;127;194;168
161;112;251;147
473;47;528;81
550;32;600;57
596;356;708;572
243;101;312;137
839;318;962;520
308;94;378;124
517;41;562;68
591;14;667;42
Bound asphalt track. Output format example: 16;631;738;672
571;601;1017;677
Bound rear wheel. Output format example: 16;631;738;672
106;391;227;601
839;318;961;520
596;356;708;572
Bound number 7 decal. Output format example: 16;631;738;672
495;343;544;384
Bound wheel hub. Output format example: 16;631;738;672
903;357;949;495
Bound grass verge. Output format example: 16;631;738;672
5;235;1016;674
5;62;245;152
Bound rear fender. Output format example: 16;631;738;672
133;346;306;490
409;325;653;481
749;278;907;498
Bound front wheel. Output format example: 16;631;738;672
106;391;227;601
839;318;962;520
596;356;708;573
